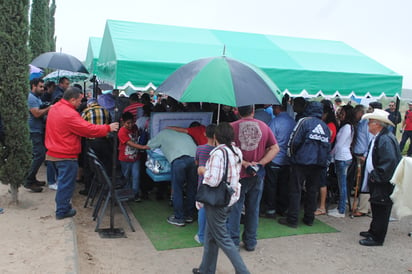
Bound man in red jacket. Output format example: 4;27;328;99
45;87;119;220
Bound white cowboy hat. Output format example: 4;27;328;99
362;109;394;127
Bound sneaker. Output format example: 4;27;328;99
0;208;4;214
185;216;194;223
56;208;77;220
134;194;141;203
34;180;46;187
48;183;58;191
328;211;345;218
244;245;255;252
194;234;202;244
327;208;339;214
167;215;185;226
78;189;89;196
24;184;43;193
262;210;276;219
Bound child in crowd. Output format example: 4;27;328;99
194;124;217;244
118;112;149;202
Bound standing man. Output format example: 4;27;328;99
359;109;401;246
122;93;144;122
51;77;70;102
385;101;401;134
228;105;279;251
278;101;330;228
45;87;119;219
25;78;51;192
262;102;296;218
79;98;112;195
399;101;412;157
146;129;197;226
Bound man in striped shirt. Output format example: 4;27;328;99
123;93;144;123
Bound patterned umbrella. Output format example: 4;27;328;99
43;70;90;83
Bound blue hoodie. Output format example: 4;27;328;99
287;101;331;167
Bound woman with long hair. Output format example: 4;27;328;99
193;122;249;274
315;99;339;215
328;104;355;218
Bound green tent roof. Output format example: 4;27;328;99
85;37;102;74
96;20;402;97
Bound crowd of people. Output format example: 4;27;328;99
2;76;412;273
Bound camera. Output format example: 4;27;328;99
246;164;261;175
39;102;51;109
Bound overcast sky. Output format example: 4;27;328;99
54;0;411;89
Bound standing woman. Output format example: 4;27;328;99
315;100;338;215
193;122;249;274
328;105;355;218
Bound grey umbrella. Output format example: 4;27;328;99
31;52;89;73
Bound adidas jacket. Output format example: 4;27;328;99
287;102;331;167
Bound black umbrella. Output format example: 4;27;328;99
88;83;113;90
31;52;89;73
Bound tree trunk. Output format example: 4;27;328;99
9;184;19;205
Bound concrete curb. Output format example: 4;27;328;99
64;219;80;274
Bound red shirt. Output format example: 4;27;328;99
405;110;412;131
118;126;141;162
187;125;207;145
328;122;337;144
231;118;277;178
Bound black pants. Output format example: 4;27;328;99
287;164;322;225
83;138;112;190
368;203;393;244
263;163;290;214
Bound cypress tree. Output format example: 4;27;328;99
29;0;49;59
48;0;56;52
0;0;32;203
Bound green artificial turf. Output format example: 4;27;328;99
129;198;338;251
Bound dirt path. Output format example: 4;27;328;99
1;165;412;273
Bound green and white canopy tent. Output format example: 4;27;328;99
95;19;402;98
85;37;102;74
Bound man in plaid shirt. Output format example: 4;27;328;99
79;98;112;195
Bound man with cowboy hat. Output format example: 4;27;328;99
358;109;401;246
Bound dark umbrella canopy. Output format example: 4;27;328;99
88;83;114;90
157;56;282;107
31;52;89;73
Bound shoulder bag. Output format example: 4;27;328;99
195;148;235;207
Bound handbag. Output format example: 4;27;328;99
195;148;235;207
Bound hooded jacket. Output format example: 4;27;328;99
288;101;331;167
45;99;111;159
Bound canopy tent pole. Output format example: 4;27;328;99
395;96;401;133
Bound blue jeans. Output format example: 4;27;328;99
335;159;352;214
171;156;197;220
228;175;263;249
46;161;58;185
120;160;141;195
199;204;250;274
55;160;78;217
26;133;45;185
197;207;206;244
